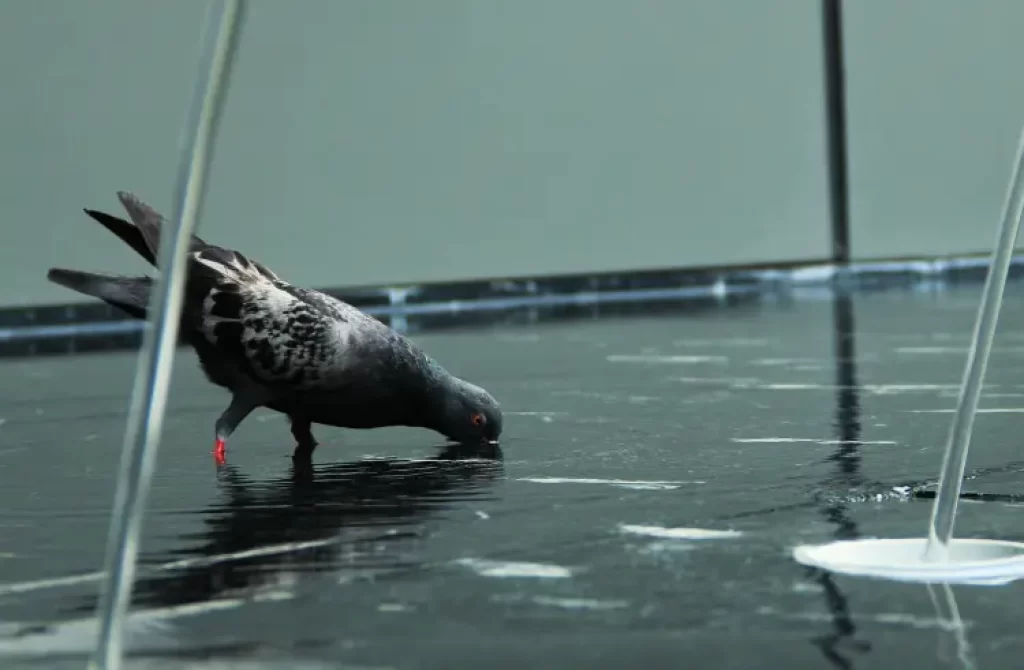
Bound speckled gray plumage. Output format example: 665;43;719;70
46;192;503;461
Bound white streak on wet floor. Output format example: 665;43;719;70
672;376;759;386
818;439;897;445
753;383;959;394
530;596;629;610
908;408;1024;414
378;603;412;613
253;590;296;603
455;558;573;579
0;598;248;657
863;384;961;394
897;346;1024;354
756;606;970;630
606;354;729;364
673;338;768;348
615;483;685;490
730;437;897;445
0;539;346;597
896;347;967;354
505;411;568;416
732;437;818;443
0;572;104;596
158;538;339;571
758;384;836;390
619;524;743;540
751;358;819;366
517;477;704;490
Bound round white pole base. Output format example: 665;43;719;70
792;538;1024;585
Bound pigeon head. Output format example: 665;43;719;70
435;378;503;445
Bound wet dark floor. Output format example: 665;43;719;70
2;282;1024;668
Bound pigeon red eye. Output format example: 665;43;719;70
471;413;485;426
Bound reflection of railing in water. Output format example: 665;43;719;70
821;290;865;541
811;289;871;668
88;2;248;668
811;290;981;670
926;583;976;670
810;571;870;670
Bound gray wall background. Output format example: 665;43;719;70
0;0;1016;308
843;0;1024;260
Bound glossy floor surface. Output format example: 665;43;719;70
1;282;1023;668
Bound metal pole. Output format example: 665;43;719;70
924;123;1024;561
88;2;247;668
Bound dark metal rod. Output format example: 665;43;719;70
822;0;851;263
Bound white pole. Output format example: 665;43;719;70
88;2;247;667
925;124;1024;561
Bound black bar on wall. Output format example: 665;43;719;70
822;0;851;263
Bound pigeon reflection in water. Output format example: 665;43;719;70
70;443;503;614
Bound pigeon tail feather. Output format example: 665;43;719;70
82;191;209;269
46;268;152;320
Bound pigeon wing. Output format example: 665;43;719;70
185;246;356;391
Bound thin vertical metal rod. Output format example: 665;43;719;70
821;0;851;264
924;124;1024;562
89;2;247;668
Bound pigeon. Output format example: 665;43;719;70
46;192;503;464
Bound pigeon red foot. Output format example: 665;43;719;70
213;438;227;466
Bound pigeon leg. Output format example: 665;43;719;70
290;415;318;462
213;394;260;464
